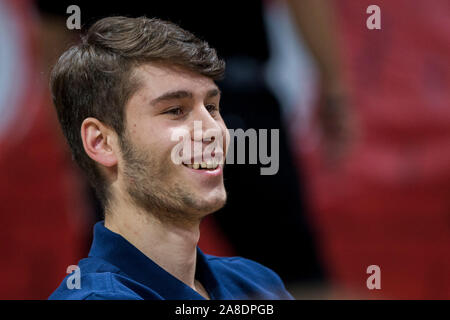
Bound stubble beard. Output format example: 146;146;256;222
119;133;226;225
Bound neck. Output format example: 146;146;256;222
104;198;202;292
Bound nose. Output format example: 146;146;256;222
189;105;223;143
187;105;227;164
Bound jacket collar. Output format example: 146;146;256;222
88;221;224;300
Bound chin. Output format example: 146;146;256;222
192;190;227;216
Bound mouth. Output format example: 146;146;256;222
181;158;223;178
182;159;220;171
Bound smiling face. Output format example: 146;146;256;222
115;63;228;223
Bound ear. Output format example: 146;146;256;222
81;117;118;168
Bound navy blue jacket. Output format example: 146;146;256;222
49;221;294;300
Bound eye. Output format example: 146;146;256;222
164;107;184;116
205;104;219;114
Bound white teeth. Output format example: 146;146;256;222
184;160;219;170
212;160;219;169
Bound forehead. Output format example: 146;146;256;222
132;63;217;97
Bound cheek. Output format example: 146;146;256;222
131;119;172;147
124;126;164;164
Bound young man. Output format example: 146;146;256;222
49;16;293;300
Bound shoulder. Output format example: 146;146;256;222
205;255;294;300
207;256;283;283
48;257;161;300
49;271;143;300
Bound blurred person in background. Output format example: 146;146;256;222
0;0;92;299
281;0;450;299
264;0;354;298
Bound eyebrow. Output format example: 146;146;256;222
150;88;221;105
206;88;221;99
150;90;192;105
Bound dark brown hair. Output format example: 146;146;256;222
50;16;225;206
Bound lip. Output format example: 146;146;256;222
182;163;223;177
185;153;225;166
